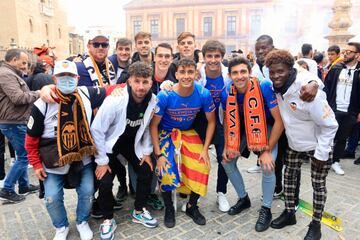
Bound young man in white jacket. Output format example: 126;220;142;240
266;50;338;240
91;62;159;240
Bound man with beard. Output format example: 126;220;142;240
324;42;360;175
76;35;116;87
91;62;159;239
131;32;154;64
266;49;338;240
126;43;176;211
0;49;40;203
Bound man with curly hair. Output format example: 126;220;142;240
91;61;159;239
265;50;338;240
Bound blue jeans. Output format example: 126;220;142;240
43;163;94;228
222;125;277;208
0;124;29;192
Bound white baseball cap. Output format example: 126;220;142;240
89;35;109;43
53;60;78;76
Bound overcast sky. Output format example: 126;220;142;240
65;0;131;34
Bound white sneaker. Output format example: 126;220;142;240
181;203;187;212
181;199;201;212
53;226;69;240
331;162;344;175
76;221;93;240
247;165;261;173
217;192;230;212
100;219;117;240
9;158;15;166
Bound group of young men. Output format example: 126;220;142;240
1;30;358;240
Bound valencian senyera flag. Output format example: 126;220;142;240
158;129;210;197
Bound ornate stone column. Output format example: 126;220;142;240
325;0;355;48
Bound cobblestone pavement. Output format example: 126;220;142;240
1;148;359;240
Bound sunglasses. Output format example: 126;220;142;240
343;50;357;55
92;42;109;48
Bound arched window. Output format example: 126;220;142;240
45;24;49;36
29;19;33;33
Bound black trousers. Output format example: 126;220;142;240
116;162;127;191
333;111;357;162
97;146;152;219
162;191;200;209
275;132;287;193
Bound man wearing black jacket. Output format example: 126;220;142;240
324;42;360;175
108;38;132;84
131;32;154;64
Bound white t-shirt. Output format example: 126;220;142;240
298;58;318;76
117;67;124;80
336;65;356;112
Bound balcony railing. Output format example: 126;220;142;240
39;3;54;17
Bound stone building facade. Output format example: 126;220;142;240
124;0;360;54
0;0;70;59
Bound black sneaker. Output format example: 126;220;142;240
115;187;128;202
271;209;296;229
255;206;272;232
147;194;164;210
114;199;123;210
164;206;176;228
304;220;321;240
343;151;355;159
228;194;251;215
354;157;360;165
91;200;103;219
186;204;206;225
18;184;39;195
0;188;25;203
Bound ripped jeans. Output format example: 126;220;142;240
43;163;94;228
222;125;277;208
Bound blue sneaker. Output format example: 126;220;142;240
131;208;159;228
99;219;117;240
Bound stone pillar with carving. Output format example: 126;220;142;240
325;0;355;48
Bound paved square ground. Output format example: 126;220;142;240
1;148;359;240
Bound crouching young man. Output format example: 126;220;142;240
150;58;216;228
91;62;159;240
266;50;338;240
25;60;110;240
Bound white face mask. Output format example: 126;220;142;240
56;76;77;94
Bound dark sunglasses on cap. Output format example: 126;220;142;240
92;42;109;48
